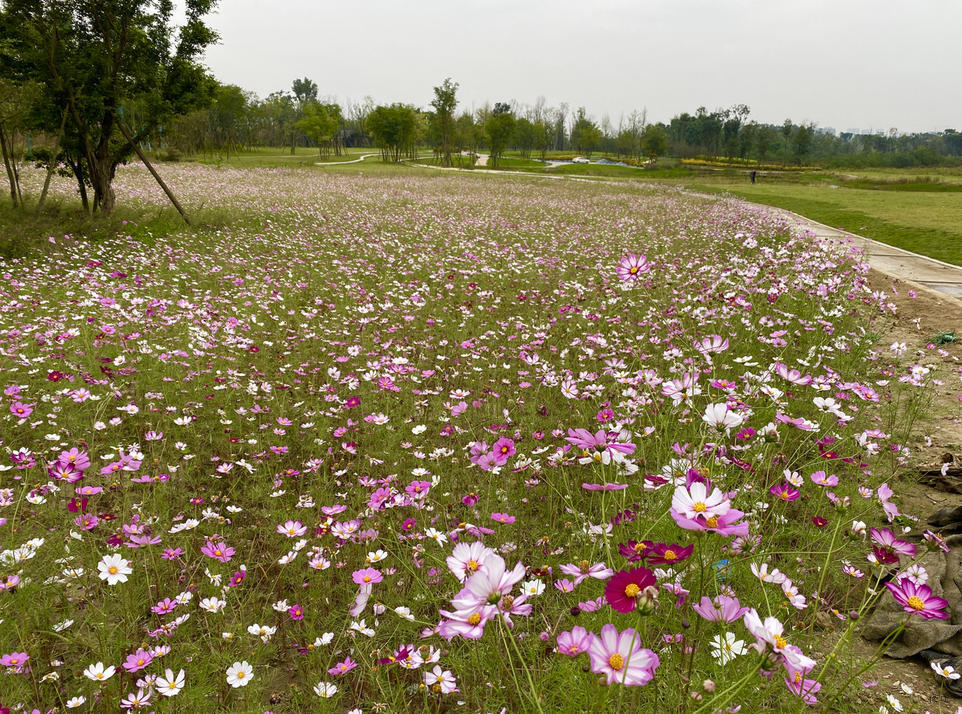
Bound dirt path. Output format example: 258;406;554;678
315;153;378;166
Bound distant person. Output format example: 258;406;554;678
750;170;757;184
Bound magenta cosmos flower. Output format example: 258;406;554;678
490;437;516;465
885;578;949;619
490;512;515;524
616;254;650;282
201;538;234;563
604;567;656;613
769;483;800;502
587;624;659;686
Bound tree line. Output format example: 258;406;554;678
1;1;961;218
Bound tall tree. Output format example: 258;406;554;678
484;105;514;168
3;0;219;215
570;107;601;156
430;78;458;167
367;103;418;162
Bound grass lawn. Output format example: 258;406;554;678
677;177;962;265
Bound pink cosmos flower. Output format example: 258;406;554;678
582;482;628;491
328;657;358;676
616;254;650;282
769;483;800;502
785;662;822;705
406;480;431;498
671;507;750;537
446;541;496;582
743;609;816;670
288;603;304;620
557;626;594;656
277;520;307;538
559;561;615;586
9;402;33;418
122;649;153;673
0;652;29;672
870;528;916;558
809;470;838;487
450;554;525;611
58;448;90;471
692;595;748;623
884;578;949;619
491;437;516;465
438;604;498;640
352;568;383;586
201;538;234;563
490;512;515;524
586;624;659;686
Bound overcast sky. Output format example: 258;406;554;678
200;0;961;134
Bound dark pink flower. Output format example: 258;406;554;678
605;567;656;613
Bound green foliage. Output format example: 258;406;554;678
641;124;668;162
296;102;342;156
430;77;458;167
484;110;515;167
570;107;602;156
1;0;219;213
367;103;420;162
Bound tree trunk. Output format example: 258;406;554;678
68;159;89;213
0;125;19;209
90;159;117;215
37;111;68;215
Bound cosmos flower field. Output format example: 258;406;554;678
0;166;941;711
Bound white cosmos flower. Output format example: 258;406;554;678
313;681;337;698
97;554;132;585
83;662;116;681
709;632;746;665
156;668;185;697
226;660;253;688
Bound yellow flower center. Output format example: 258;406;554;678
237;671;245;678
568;645;581;654
774;634;787;650
706;516;719;528
467;612;481;625
693;502;707;513
108;566;118;574
363;575;372;582
137;658;145;666
629;266;638;274
907;595;926;611
578;560;591;573
633;542;647;554
608;653;624;671
664;550;677;561
466;559;479;571
215;549;222;556
624;583;641;598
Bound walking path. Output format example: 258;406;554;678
315;153;378;165
773;208;962;302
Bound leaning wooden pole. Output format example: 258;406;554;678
117;121;191;226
